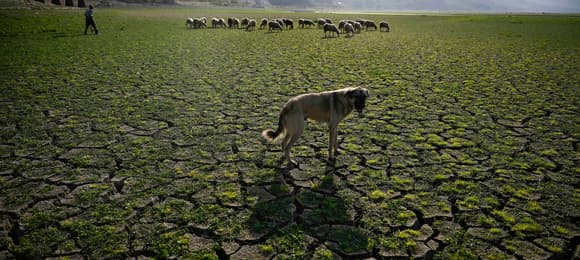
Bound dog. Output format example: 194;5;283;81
262;87;369;166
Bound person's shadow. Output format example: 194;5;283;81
54;33;86;38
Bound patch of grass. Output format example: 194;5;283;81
492;210;516;224
313;247;334;259
396;229;420;239
440;180;478;194
458;195;480;210
512;217;544;237
526;200;544;213
553;225;570;236
259;244;274;255
369;189;387;201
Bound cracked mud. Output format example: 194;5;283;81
0;9;579;259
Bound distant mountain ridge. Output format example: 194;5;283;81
112;0;580;13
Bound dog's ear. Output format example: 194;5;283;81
345;88;356;98
346;87;369;98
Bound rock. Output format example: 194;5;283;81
325;241;369;258
0;251;11;259
502;240;552;260
191;187;217;204
410;241;434;259
533;237;567;255
497;119;525;128
0;226;13;250
289;168;312;181
322;225;370;257
421;205;453;220
426;239;439;251
478;246;516;260
185;233;215;251
466;227;509;241
222;241;240;255
416;225;434;241
378;247;409;259
433;221;463;244
59;183;111;207
230;245;266;260
32;184;70;200
246;185;276;203
46;254;83;260
294;180;313;188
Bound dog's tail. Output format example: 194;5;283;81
262;108;287;143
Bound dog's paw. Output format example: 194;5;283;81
288;159;299;168
326;157;337;166
288;159;298;167
277;157;286;165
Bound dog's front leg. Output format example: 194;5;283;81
328;120;339;160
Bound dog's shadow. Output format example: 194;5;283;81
245;165;370;255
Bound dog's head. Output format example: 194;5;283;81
345;87;369;114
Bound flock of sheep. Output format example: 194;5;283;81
185;16;391;37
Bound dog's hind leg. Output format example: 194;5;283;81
282;113;304;167
284;134;301;167
279;134;291;164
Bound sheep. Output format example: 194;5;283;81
260;18;268;29
186;18;194;28
283;18;294;29
379;21;390;32
344;23;354;37
193;18;206;29
299;18;315;28
241;17;249;28
325;18;332;24
211;18;226;28
317;18;326;28
232;18;240;29
364;20;377;31
227;17;240;29
246;19;256;31
323;23;339;38
269;20;283;32
338;20;346;33
353;22;362;34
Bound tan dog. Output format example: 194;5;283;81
262;87;369;166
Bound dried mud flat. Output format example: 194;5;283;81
0;9;579;259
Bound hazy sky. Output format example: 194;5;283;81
496;0;580;12
335;0;580;12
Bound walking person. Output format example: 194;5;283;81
84;5;98;35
